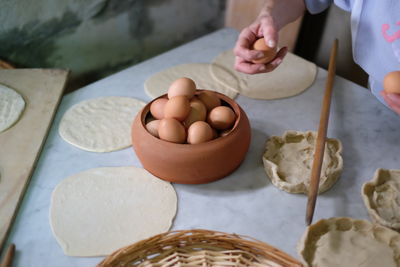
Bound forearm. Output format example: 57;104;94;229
259;0;305;30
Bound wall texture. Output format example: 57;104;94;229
0;0;225;88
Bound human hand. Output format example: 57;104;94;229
233;14;288;74
381;91;400;115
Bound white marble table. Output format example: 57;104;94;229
3;28;400;266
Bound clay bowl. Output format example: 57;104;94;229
132;90;251;184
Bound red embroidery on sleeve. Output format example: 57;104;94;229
382;22;400;43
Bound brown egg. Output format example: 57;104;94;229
158;118;186;144
384;71;400;94
207;106;236;130
145;120;160;138
187;121;213;144
183;98;207;128
150;98;167;120
164;96;191;121
197;91;221;111
168;77;196;99
251;38;277;64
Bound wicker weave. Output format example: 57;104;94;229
97;229;303;267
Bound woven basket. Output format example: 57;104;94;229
97;229;303;267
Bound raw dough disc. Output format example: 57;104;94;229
298;217;400;267
59;96;146;152
144;63;238;99
50;167;177;257
0;84;25;133
211;50;317;100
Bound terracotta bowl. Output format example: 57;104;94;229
132;90;251;184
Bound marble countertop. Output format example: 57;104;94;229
3;28;400;266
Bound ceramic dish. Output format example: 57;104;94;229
132;90;251;184
298;217;400;267
262;131;343;194
362;168;400;230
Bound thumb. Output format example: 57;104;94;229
259;16;279;48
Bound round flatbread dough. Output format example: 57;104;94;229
59;96;146;152
211;50;317;100
50;167;177;257
144;63;238;99
0;84;25;133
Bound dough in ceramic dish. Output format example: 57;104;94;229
298;217;400;267
59;96;145;152
262;131;342;194
362;168;400;230
50;167;177;257
0;84;25;133
144;63;238;99
211;50;317;100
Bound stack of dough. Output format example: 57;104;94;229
145;63;239;99
144;50;317;101
210;50;317;100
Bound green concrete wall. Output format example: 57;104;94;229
0;0;225;87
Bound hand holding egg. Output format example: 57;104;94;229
234;35;288;74
146;77;237;143
251;38;277;64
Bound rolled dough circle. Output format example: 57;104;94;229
0;84;25;132
50;167;177;256
59;96;146;152
211;50;317;100
144;63;238;99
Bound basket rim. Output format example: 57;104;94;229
97;229;303;267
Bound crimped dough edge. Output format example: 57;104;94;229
362;168;400;230
297;217;400;267
262;130;343;194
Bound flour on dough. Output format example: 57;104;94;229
59;96;146;152
0;84;25;133
144;63;238;99
50;166;177;257
262;131;343;194
211;50;317;100
362;168;400;230
298;217;400;267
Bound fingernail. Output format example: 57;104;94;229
275;59;282;65
259;65;266;71
268;40;276;48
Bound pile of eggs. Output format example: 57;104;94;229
145;77;236;144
